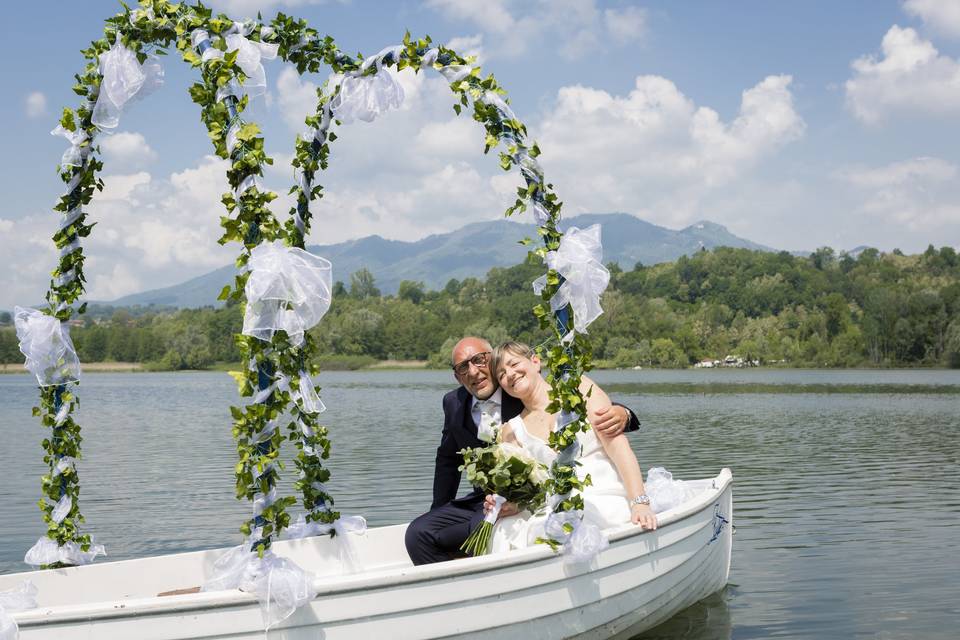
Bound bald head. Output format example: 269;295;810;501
451;337;492;365
451;336;496;400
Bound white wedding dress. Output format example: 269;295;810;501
490;415;698;553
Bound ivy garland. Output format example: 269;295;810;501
265;29;596;533
31;0;594;566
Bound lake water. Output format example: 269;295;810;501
1;368;958;639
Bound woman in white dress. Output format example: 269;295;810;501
486;341;656;551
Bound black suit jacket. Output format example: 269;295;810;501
431;387;639;509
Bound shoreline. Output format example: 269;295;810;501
2;361;958;375
0;362;145;374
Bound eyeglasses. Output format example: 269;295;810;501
452;351;491;375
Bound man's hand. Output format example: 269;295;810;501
591;404;628;438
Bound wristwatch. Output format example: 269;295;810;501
631;494;651;506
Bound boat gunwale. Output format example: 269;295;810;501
13;468;733;627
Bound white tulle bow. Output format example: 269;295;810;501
14;307;81;387
544;510;609;563
283;514;368;572
92;41;163;129
0;581;37;640
645;467;697;514
50;124;91;169
23;536;105;567
225;25;278;98
330;47;405;124
533;224;610;339
203;546;316;630
242;241;333;347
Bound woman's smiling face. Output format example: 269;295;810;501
497;351;540;397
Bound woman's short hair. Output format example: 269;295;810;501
490;341;535;380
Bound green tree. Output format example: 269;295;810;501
349;268;380;299
397;280;425;305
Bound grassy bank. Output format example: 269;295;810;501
1;361;144;374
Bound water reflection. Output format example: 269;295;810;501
639;589;732;640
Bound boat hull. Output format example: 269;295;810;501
5;469;733;639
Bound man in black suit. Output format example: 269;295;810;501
404;336;640;565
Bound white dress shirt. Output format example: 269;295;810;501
471;388;503;442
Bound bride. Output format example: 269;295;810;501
486;341;656;552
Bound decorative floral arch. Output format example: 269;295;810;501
18;0;609;593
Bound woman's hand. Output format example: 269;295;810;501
484;495;518;519
631;503;657;530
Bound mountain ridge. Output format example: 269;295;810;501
103;213;776;309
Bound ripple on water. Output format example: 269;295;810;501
1;369;958;639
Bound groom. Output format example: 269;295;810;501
404;336;640;565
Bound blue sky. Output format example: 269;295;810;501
2;0;959;308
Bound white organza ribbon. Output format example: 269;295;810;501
50;124;90;169
50;495;72;524
203;545;316;630
437;64;473;83
242;241;333;347
0;581;37;640
283;514;367;573
14;307;81;387
544;510;609;563
225;24;278;98
23;536;105;567
330;47;405;124
480;90;517;122
251;371;324;416
51;456;76;478
92;41;164;129
532;224;610;340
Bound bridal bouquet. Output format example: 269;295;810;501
458;439;549;556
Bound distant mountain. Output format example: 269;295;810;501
104;213;776;309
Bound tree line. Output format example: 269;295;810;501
2;244;958;370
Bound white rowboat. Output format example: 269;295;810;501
2;468;732;639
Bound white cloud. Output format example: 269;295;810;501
426;0;647;60
99;132;158;167
535;74;804;225
275;66;320;131
24;92;47;118
836;157;960;232
89;264;142;302
845;25;960;124
414;117;478;157
0;155;273;308
903;0;960;38
604;6;648;44
268;63;805;248
0;215;62;308
268;65;518;243
100;171;152;202
425;0;515;33
446;34;485;63
837;156;956;188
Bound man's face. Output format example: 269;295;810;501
452;338;497;400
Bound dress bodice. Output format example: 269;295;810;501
507;415;557;466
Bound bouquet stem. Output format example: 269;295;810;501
461;495;505;556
